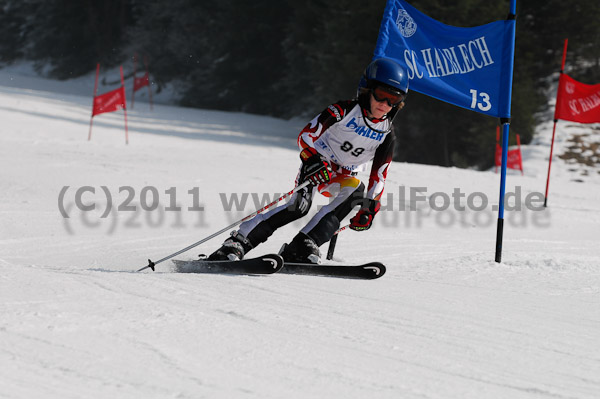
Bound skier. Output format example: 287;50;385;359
208;58;408;263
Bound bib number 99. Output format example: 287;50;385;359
341;141;364;157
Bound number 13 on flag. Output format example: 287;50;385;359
470;89;492;112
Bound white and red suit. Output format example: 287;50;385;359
236;98;396;248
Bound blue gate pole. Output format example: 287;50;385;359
495;0;517;263
495;122;511;262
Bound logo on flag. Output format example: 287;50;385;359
396;10;417;37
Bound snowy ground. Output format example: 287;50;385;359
1;65;599;399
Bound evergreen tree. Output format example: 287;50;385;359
1;0;132;78
125;1;221;92
0;0;32;63
283;0;387;115
2;0;599;169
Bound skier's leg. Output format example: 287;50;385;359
208;183;314;260
281;175;365;263
303;179;365;245
241;184;314;246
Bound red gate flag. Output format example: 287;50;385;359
92;86;126;116
554;73;600;124
88;64;129;144
546;39;600;207
495;144;523;173
495;126;523;174
133;73;149;92
131;54;153;110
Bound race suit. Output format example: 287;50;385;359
237;99;396;247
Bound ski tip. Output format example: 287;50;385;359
262;254;284;273
363;263;386;279
280;261;386;279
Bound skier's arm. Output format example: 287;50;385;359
350;132;395;231
366;131;395;201
297;102;350;150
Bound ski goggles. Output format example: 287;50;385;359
371;86;405;107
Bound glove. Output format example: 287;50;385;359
350;199;380;231
300;147;331;186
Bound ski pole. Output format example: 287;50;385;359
326;224;350;260
138;181;311;272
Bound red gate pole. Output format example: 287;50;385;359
120;66;129;145
516;134;523;175
145;55;153;111
544;122;558;206
131;54;137;109
544;38;568;207
88;63;100;141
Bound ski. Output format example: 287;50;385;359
172;254;283;275
280;261;386;280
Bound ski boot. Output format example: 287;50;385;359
280;232;321;264
207;231;253;261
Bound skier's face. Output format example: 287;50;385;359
372;86;405;107
369;92;393;119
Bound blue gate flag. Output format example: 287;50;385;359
374;0;516;118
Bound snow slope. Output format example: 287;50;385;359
1;65;599;399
